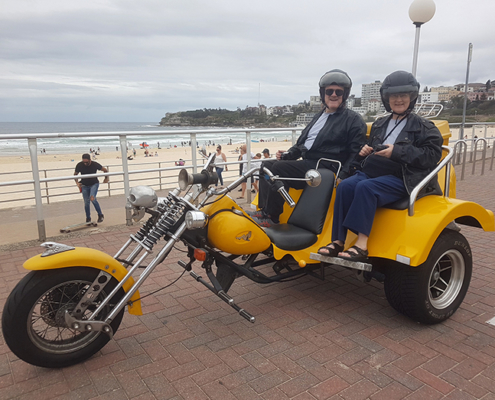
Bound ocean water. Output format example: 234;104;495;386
0;122;296;155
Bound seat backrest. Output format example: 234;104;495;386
384;175;443;210
287;169;335;234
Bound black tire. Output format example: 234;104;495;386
384;230;472;324
2;267;125;368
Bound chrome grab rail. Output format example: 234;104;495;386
408;145;453;216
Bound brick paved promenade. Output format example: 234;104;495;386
1;166;494;399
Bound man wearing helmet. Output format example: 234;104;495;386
250;69;367;228
318;70;443;262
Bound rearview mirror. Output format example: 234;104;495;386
305;169;321;187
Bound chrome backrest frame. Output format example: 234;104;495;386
408;145;453;216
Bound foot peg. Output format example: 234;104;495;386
310;252;372;271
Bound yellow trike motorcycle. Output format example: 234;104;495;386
2;121;494;368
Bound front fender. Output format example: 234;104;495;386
23;247;142;315
368;196;494;266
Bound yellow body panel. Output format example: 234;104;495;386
368;197;494;266
202;196;272;255
24;248;142;315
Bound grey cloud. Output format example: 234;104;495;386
0;0;494;122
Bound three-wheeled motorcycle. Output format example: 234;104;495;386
2;120;494;368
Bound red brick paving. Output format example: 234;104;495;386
0;166;495;399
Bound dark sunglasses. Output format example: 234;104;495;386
325;88;344;97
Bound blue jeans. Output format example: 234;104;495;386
215;167;224;186
332;171;407;241
81;183;103;220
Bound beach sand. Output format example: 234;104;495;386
0;141;293;210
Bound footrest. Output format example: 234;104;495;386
310;253;372;272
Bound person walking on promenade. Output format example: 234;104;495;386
74;153;109;223
250;69;367;227
318;71;443;261
238;144;255;199
215;145;228;187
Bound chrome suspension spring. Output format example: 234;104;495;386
134;217;156;242
142;196;187;249
133;195;176;242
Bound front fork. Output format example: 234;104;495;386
65;221;188;337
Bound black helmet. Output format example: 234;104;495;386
319;69;352;109
380;71;420;114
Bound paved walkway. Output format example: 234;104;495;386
0;167;495;399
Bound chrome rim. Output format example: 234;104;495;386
27;279;109;354
428;249;465;309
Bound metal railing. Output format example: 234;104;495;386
0;127;302;241
452;137;495;180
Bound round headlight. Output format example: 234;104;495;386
128;186;158;208
185;211;208;229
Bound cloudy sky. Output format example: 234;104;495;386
1;0;493;122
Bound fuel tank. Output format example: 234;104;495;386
201;196;271;255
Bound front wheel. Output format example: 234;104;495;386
2;267;125;368
384;230;472;324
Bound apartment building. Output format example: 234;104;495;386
361;80;382;106
419;91;439;103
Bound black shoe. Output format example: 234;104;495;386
86;217;91;223
97;214;104;223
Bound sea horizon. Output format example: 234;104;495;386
0;122;293;156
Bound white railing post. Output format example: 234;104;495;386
191;133;198;173
246;131;252;203
119;135;132;225
28;138;46;241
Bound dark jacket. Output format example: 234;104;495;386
364;113;443;193
285;108;366;179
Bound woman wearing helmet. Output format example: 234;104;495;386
318;71;443;261
251;69;367;228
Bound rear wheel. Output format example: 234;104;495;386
384;230;472;324
2;267;125;368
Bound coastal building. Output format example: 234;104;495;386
466;91;494;101
346;95;355;109
295;113;316;125
454;83;487;93
367;99;383;113
350;107;367;116
309;95;323;112
361;80;382;106
419;91;439;103
430;86;458;102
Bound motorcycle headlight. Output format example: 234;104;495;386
185;211;208;229
128;186;158;209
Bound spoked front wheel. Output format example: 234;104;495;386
2;267;125;368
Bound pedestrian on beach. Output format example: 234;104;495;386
215;145;228;187
249;69;367;227
74;153;108;223
262;148;270;159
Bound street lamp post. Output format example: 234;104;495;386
409;0;436;77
